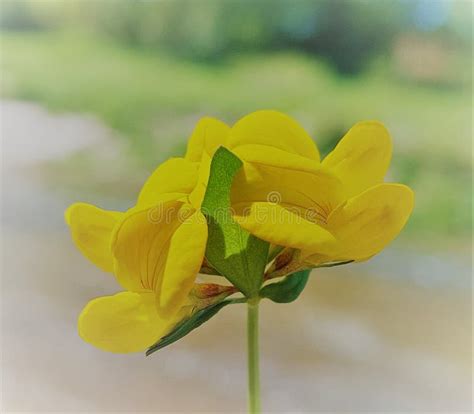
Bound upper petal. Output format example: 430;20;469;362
187;151;212;210
137;158;199;207
78;291;181;353
227;110;320;162
65;203;123;273
185;117;230;162
156;210;208;318
231;162;344;226
322;121;392;198
232;144;320;173
326;183;414;260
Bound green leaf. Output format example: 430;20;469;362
201;147;269;298
260;269;311;303
146;298;244;356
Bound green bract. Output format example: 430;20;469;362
146;298;245;356
260;270;310;303
201;147;269;298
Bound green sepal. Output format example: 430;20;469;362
146;298;245;356
201;147;269;298
259;269;310;303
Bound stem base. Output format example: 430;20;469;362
247;300;261;414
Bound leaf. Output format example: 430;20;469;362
146;298;244;356
201;147;269;298
260;269;311;303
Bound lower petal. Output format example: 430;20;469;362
157;210;208;318
233;202;337;252
111;201;184;292
78;292;179;353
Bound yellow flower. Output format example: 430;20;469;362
66;157;207;353
227;111;414;267
68;110;413;352
183;110;413;268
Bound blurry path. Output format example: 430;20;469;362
1;100;471;412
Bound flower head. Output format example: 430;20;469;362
67;109;414;353
66;157;208;353
182;110;413;271
228;111;414;271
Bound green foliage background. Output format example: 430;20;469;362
0;0;471;246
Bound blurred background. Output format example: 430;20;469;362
0;0;471;412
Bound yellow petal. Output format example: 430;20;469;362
322;121;392;198
111;203;206;318
137;158;198;207
231;163;344;226
65;203;123;273
227;110;320;162
188;151;212;209
111;201;184;292
232;144;320;173
184;118;230;208
78;291;178;353
185;117;230;162
157;210;208;318
233;202;337;252
326;183;414;260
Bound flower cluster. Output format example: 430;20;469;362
66;110;414;353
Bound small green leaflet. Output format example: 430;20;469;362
201;147;269;298
146;298;244;356
259;269;310;303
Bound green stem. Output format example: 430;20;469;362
247;299;261;414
